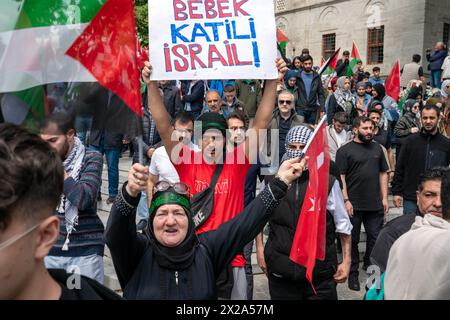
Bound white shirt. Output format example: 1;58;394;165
333;128;348;148
149;144;199;183
327;180;353;235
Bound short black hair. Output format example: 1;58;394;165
171;112;194;126
39;112;75;135
333;112;348;124
0;124;63;231
364;72;371;79
300;54;313;64
353;116;373;128
343;50;350;56
368;109;382;117
226;112;247;128
223;84;236;93
373;67;381;72
442;168;450;220
412;54;421;63
418;167;449;192
301;48;310;55
421;104;441;117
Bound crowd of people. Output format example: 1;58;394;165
1;40;450;301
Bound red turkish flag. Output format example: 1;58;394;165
66;0;142;117
385;60;401;102
289;118;330;292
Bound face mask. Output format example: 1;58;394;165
285;148;304;161
0;223;40;251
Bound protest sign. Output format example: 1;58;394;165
148;0;277;80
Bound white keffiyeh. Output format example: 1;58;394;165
58;136;85;251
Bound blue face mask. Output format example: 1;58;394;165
0;223;40;251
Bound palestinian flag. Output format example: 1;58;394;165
277;28;289;57
319;48;340;76
347;42;362;77
0;0;142;127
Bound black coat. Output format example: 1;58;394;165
370;213;418;273
181;81;205;113
161;85;183;119
50;269;122;300
295;70;326;112
81;83;134;149
335;59;349;77
392;131;450;201
326;94;358;126
105;180;287;300
264;171;338;283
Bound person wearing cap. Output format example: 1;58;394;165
255;125;352;300
141;59;288;300
105;154;308;299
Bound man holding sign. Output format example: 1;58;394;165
142;56;286;299
149;0;278;80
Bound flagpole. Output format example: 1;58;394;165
302;116;328;157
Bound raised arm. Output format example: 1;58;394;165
246;59;288;162
104;163;150;288
199;157;308;276
142;62;178;159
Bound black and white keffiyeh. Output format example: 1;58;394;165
282;125;313;162
58;136;85;251
334;76;356;114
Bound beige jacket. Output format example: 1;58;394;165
384;214;450;300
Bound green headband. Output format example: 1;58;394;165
148;192;191;217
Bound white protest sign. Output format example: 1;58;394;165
148;0;278;80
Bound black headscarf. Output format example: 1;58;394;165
147;188;199;270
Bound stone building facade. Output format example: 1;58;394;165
275;0;450;75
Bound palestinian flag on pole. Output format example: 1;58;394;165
319;48;340;76
0;0;142;129
277;28;289;57
347;42;362;77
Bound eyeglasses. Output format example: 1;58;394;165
154;181;190;196
0;223;40;251
279;100;292;105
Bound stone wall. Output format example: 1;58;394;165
274;0;442;76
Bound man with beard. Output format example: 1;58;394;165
295;55;326;124
39;113;105;283
336;116;389;291
393;104;450;214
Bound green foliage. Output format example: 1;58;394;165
134;1;148;47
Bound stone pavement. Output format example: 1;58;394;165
98;154;402;300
